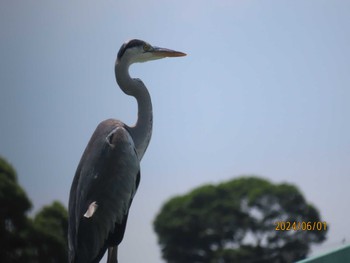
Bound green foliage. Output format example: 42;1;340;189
154;176;327;263
30;201;69;263
0;157;32;262
0;156;68;263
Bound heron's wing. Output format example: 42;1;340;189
68;119;140;263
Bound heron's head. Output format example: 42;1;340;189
117;39;186;65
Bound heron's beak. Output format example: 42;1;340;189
151;47;186;58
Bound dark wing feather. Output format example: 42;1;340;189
68;119;140;263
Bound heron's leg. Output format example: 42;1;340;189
107;246;118;263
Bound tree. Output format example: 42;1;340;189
0;156;68;263
153;176;327;263
30;201;68;263
0;156;32;262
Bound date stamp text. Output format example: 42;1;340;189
275;221;327;231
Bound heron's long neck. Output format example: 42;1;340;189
115;61;153;160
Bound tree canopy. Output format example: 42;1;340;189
0;157;32;262
0;156;68;263
154;176;327;263
30;201;68;263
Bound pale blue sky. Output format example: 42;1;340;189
1;1;349;262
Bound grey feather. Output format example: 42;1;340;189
68;119;139;263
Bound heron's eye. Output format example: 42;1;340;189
143;44;151;52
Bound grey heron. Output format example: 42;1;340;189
68;39;186;263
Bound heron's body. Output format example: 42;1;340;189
68;39;185;263
68;120;139;263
